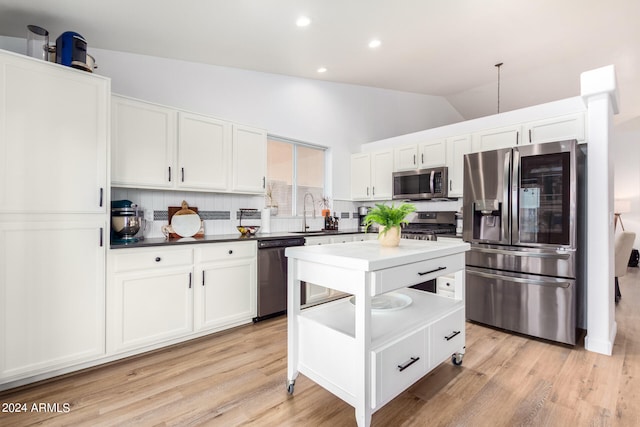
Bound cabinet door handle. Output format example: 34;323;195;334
372;186;375;196
450;180;452;191
413;154;416;165
202;271;205;286
262;176;266;189
99;188;104;208
366;187;369;196
516;131;519;145
397;356;420;372
421;153;424;164
188;272;192;289
418;266;446;276
181;167;185;182
99;227;103;247
155;257;161;262
445;330;461;341
228;250;233;255
168;166;172;182
529;129;532;143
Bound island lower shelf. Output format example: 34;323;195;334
296;288;465;410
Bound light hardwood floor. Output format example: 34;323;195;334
1;270;639;427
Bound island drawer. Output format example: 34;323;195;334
112;248;193;272
372;327;427;408
430;307;465;367
196;241;256;262
375;253;464;294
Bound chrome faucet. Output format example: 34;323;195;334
302;192;316;231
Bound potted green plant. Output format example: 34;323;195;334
363;202;416;247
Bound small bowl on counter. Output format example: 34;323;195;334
237;225;260;237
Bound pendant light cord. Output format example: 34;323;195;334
495;62;503;114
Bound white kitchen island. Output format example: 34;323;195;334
285;238;470;427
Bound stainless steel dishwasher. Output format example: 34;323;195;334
254;237;306;322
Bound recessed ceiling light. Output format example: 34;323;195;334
369;39;381;49
296;16;311;27
317;67;327;73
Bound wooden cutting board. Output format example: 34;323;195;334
168;206;204;238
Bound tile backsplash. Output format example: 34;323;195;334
111;188;360;238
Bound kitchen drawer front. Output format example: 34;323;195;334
376;253;464;294
430;307;465;367
373;328;426;408
196;241;256;262
113;248;193;273
436;275;455;298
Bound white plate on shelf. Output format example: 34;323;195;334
349;292;412;312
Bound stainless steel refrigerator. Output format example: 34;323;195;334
462;139;585;345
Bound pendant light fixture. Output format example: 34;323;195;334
495;62;503;113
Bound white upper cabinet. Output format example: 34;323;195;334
111;95;267;195
472;125;522;152
178;112;231;191
351;153;372;199
523;113;586;144
419;139;447;168
351;150;393;201
0;52;109;213
112;96;176;189
446;134;472;197
232;124;267;193
394;139;446;171
394;145;418;171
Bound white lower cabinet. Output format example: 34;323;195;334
0;221;106;383
109;247;194;353
108;241;257;355
195;242;257;331
430;308;465;367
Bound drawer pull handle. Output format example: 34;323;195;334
397;357;420;372
445;331;461;341
155;257;161;262
418;266;446;276
228;250;233;255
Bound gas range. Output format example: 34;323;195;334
401;211;457;241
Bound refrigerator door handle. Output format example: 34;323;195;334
471;246;572;259
467;268;571;288
503;150;512;243
511;149;521;244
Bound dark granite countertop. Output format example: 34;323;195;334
110;229;369;249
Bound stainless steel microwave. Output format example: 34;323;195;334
392;167;448;200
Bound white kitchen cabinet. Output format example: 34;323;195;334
472;124;522;152
351;153;372;199
523;112;586;144
195;242;257;331
111;95;176;189
178;112;231;191
109;247;194;353
351;150;394;201
446;134;472;197
394;145;418;171
0;50;109;388
0;221;106;382
0;51;108;214
232;124;267;193
418;138;447;168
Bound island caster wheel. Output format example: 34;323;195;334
452;353;463;366
287;380;295;395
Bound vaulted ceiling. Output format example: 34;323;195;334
0;0;638;123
